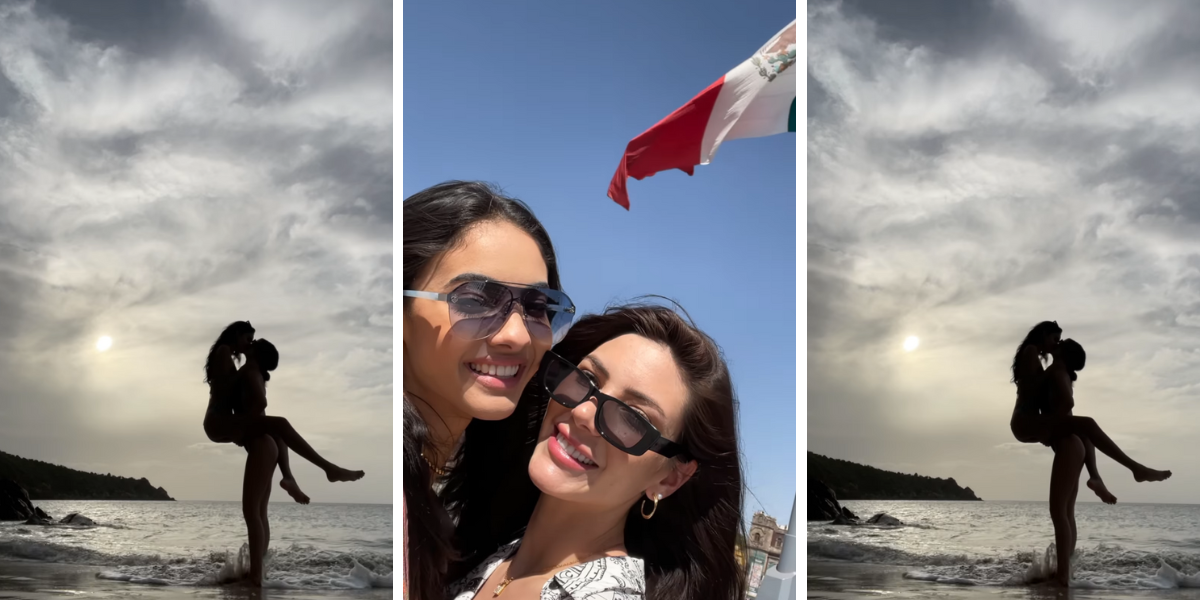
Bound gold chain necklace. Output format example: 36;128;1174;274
421;451;448;477
493;554;600;597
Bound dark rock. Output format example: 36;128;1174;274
34;506;52;521
808;478;843;521
59;512;95;526
866;512;902;526
841;506;858;520
24;515;52;525
0;478;36;521
831;513;858;525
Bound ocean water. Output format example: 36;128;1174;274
0;500;392;591
807;500;1200;591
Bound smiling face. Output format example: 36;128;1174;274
403;219;551;422
528;334;697;509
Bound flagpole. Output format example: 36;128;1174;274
752;496;796;600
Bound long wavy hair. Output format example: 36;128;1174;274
1010;321;1061;385
203;321;254;385
447;303;747;600
403;180;563;599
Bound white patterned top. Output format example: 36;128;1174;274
446;539;644;600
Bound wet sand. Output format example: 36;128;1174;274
807;560;1200;600
0;560;392;600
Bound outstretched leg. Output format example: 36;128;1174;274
1050;415;1169;483
274;436;310;504
245;415;364;482
242;435;278;587
1049;434;1085;587
1080;437;1117;504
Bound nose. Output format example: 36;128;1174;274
571;396;600;436
488;302;534;349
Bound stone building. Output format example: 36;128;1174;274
744;510;787;597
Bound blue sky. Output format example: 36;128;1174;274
403;2;798;525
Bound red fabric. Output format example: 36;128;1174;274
607;75;726;210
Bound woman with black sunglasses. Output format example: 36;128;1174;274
402;181;574;600
446;303;747;600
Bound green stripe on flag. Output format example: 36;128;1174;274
787;98;796;133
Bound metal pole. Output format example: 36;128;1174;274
751;496;797;600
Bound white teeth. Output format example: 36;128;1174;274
556;433;595;466
469;363;519;378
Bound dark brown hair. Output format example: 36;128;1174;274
203;321;254;385
1011;320;1062;384
448;302;747;600
1060;338;1086;381
402;180;562;599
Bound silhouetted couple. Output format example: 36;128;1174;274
1009;321;1170;587
203;321;365;587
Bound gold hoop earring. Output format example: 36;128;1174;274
641;493;662;520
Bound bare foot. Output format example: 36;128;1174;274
1133;467;1171;482
280;478;310;505
1087;478;1117;504
326;467;365;482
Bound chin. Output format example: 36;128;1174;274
462;392;520;421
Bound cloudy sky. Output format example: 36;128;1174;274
0;0;391;504
808;0;1200;503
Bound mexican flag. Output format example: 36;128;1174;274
607;19;797;210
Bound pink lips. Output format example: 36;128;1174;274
465;359;525;390
547;423;598;472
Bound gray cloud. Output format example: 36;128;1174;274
0;0;391;504
808;0;1200;503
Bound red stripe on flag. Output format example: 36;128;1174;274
607;75;726;210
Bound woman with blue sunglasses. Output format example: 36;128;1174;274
402;181;575;600
446;304;747;600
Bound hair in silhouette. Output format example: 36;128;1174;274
402;180;563;599
204;321;255;385
448;301;748;600
1010;321;1062;384
251;339;279;382
1059;338;1086;382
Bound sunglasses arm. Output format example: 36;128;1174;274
402;290;448;301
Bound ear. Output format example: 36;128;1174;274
652;458;698;499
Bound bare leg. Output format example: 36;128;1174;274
259;467;272;563
1069;468;1080;562
1081;437;1117;504
242;435;278;587
1052;415;1169;482
1049;434;1085;587
273;436;310;504
248;416;364;483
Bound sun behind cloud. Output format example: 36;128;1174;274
903;336;920;352
96;336;112;352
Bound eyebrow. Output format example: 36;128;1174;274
447;272;550;289
583;355;665;417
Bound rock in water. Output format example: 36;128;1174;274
60;512;95;526
808;478;843;521
35;506;52;521
866;512;902;526
0;478;36;521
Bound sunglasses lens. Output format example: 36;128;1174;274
445;282;574;343
545;358;589;407
447;282;508;316
601;400;652;449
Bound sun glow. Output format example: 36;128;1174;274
903;336;920;352
96;336;113;352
